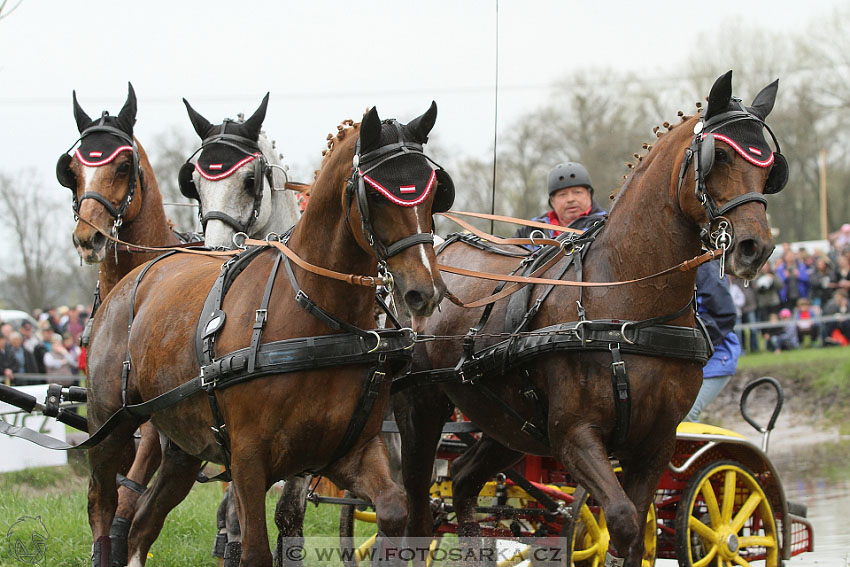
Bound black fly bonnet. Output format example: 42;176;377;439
678;72;787;251
178;121;272;235
346;113;454;263
56;86;143;234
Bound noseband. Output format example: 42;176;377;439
677;102;785;255
346;120;447;267
179;121;273;235
59;111;144;235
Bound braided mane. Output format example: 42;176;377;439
610;102;702;203
313;113;364;182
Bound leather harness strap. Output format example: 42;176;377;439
442;248;720;308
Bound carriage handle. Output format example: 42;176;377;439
740;376;783;453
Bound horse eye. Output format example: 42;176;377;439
714;148;730;163
116;161;131;174
244;175;256;191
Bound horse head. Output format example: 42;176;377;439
58;83;147;264
179;94;298;248
308;102;451;318
675;70;782;279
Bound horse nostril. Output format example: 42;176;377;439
91;232;107;251
737;238;758;259
404;289;430;314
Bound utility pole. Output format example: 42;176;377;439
820;148;828;240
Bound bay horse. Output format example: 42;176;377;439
85;102;451;567
56;83;182;549
394;71;786;567
132;93;306;565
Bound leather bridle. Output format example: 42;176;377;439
179;121;273;235
677;103;784;254
345;119;445;265
59;112;144;235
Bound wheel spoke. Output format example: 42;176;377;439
572;547;599;562
356;533;377;562
721;469;737;523
581;505;602;538
732;554;752;567
730;492;762;533
689;515;720;545
738;535;777;548
691;545;718;567
700;478;722;526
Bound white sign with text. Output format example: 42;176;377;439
0;384;68;472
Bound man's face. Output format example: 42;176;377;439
10;336;21;348
551;185;592;225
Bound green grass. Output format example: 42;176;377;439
3;347;849;565
0;465;366;566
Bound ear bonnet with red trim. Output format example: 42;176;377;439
57;83;138;190
179;94;269;201
700;71;787;194
357;101;454;213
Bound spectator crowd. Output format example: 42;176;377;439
0;304;88;385
732;223;850;353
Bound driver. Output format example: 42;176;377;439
514;162;607;239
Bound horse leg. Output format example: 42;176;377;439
273;476;311;567
553;425;640;563
125;441;202;567
393;386;453;541
229;450;273;567
87;421;139;567
332;435;408;564
212;484;242;567
617;435;677;567
111;422;163;567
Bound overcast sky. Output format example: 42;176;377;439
0;0;843;205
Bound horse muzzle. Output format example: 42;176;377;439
728;237;774;280
72;229;108;264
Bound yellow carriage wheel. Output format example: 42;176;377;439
568;487;657;567
674;461;779;567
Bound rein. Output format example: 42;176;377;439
77;211;720;304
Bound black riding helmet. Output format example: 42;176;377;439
547;162;593;205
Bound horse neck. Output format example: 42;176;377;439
587;127;702;318
252;134;301;236
286;154;375;328
98;142;180;295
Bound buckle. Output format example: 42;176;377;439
254;308;268;328
200;367;216;388
366;331;382;353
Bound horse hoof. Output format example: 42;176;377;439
212;531;227;558
223;541;241;567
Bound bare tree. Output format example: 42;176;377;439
0;0;23;21
148;126;200;233
0;169;74;312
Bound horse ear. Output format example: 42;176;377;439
183;98;213;139
242;92;269;140
406;101;438;143
749;79;779;120
704;70;733;121
116;82;137;134
72;90;93;133
360;107;382;154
